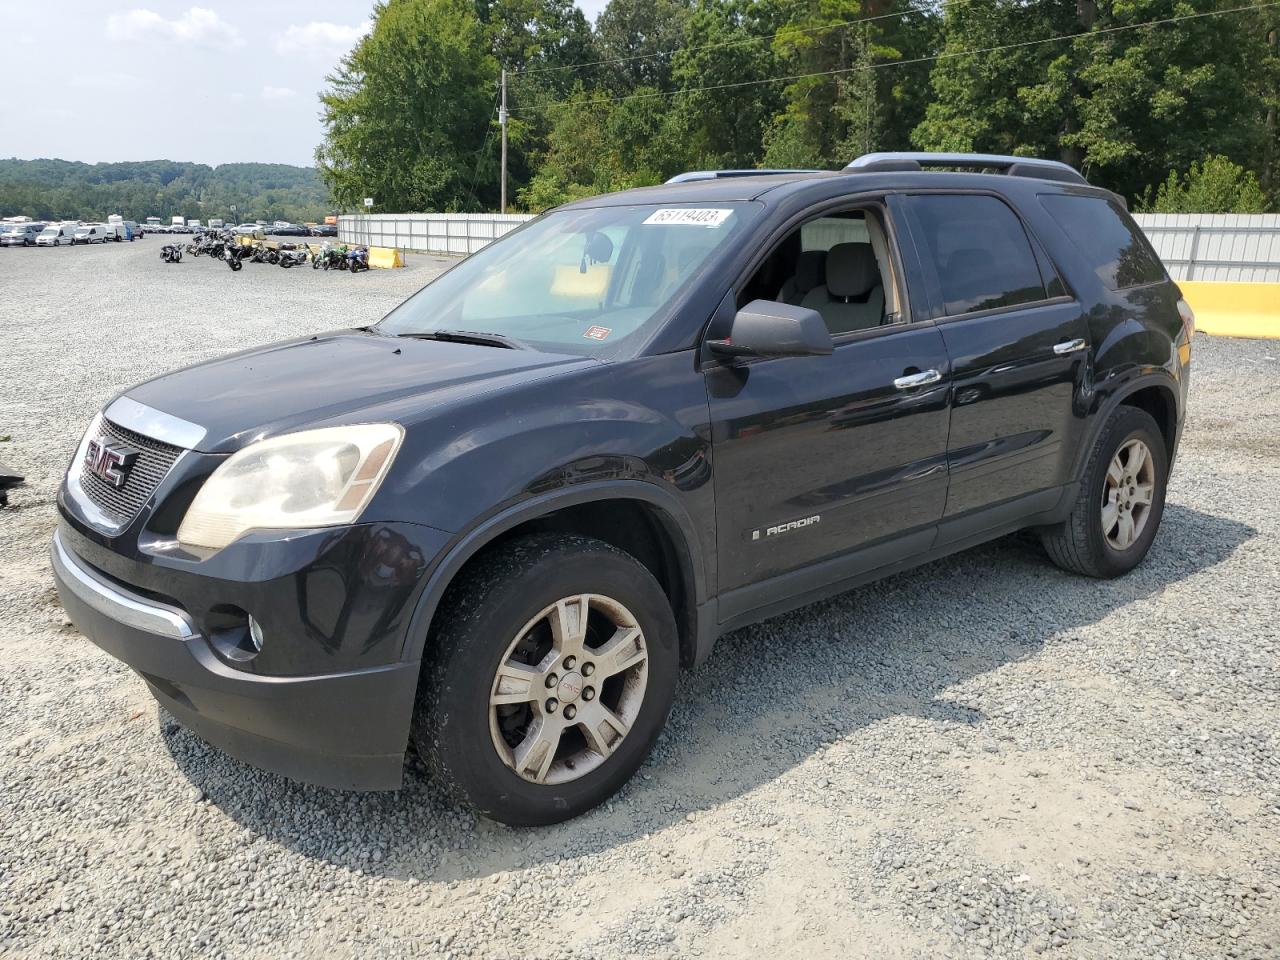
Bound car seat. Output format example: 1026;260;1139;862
800;242;884;334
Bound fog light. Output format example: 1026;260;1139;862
248;616;265;653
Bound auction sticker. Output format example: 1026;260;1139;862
642;208;733;228
584;325;612;341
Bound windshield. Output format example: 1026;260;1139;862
377;203;755;357
40;228;57;236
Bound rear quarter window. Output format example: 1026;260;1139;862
1040;194;1166;290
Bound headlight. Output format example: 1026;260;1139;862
176;423;403;551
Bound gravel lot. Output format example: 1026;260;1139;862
1;239;1277;960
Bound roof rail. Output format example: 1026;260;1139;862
844;152;1087;186
665;169;824;184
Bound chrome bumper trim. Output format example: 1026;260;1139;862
104;395;207;451
51;529;197;640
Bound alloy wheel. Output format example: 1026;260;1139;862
489;594;648;785
1101;438;1156;550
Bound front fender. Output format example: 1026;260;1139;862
398;479;708;664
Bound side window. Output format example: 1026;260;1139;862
801;216;870;252
906;195;1049;316
737;208;901;337
1039;194;1166;290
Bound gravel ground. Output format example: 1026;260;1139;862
1;240;1277;960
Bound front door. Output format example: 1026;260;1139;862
705;204;952;622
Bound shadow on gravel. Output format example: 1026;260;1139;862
163;502;1253;881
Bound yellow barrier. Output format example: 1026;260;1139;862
368;246;404;269
1179;280;1279;340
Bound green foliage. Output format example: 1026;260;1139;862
913;0;1277;203
1137;155;1271;214
0;158;329;223
324;0;1280;213
317;0;499;212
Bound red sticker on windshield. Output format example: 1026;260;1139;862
584;325;612;341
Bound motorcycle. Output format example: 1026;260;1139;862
346;246;369;273
224;242;249;271
160;242;183;263
313;243;347;271
277;243;309;268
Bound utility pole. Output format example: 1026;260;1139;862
499;69;508;214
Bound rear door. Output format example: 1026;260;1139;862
896;192;1090;527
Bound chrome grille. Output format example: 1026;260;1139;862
79;418;183;526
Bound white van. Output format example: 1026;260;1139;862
0;222;46;246
36;223;77;246
73;224;108;244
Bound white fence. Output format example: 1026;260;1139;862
342;211;1280;283
1131;213;1280;283
338;213;532;256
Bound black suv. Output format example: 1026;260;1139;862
53;152;1192;825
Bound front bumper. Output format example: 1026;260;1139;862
51;529;421;790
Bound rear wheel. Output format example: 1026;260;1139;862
1041;406;1168;578
413;534;678;825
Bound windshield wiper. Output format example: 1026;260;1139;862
397;329;529;350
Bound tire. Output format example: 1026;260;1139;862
413;534;678;826
1040;406;1168;578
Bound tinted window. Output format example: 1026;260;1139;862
907;195;1048;316
1040;194;1165;289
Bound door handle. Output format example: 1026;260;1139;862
1053;338;1087;355
893;369;942;390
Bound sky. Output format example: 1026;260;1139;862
2;1;609;168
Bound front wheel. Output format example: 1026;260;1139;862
1040;406;1168;578
413;534;678;826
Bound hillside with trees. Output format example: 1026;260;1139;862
317;0;1280;214
0;159;331;223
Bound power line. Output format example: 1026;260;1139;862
512;0;952;78
510;1;1280;117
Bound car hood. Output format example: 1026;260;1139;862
119;329;592;454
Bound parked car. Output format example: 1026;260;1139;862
309;224;338;238
52;152;1192;826
72;224;109;244
0;222;47;246
36;223;77;246
101;222;126;242
234;223;265;239
268;223;309;237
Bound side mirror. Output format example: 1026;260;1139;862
708;299;833;360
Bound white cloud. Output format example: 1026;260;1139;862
106;8;244;50
261;86;298;101
71;73;141;90
275;20;371;58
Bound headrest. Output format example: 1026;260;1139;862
794;249;827;294
826;242;879;298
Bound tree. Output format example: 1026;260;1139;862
670;0;783;170
594;0;693;92
914;0;1274;203
1138;155;1271;213
761;0;938;169
317;0;498;212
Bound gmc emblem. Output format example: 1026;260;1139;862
85;439;139;489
